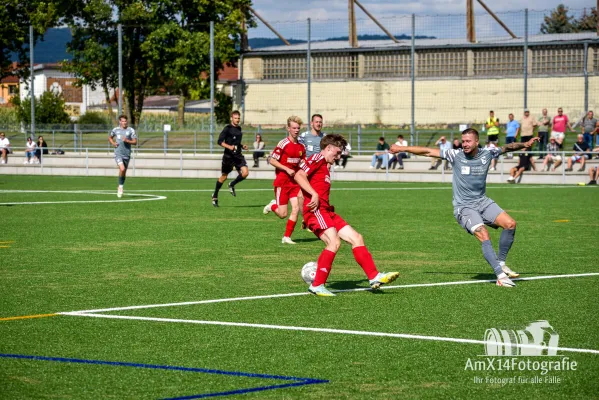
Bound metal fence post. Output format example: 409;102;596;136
180;148;183;177
194;131;197;156
357;125;362;155
209;21;215;154
523;8;528;110
85;148;89;176
307;18;311;128
410;14;416;146
584;42;589;112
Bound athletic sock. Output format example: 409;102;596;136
352;246;378;280
271;203;278;212
213;181;223;198
482;240;502;276
312;249;336;286
497;229;516;263
284;219;297;238
230;174;245;187
118;176;125;185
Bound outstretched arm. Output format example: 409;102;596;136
390;145;441;158
500;137;539;154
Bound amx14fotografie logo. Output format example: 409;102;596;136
466;320;578;385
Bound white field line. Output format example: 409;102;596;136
59;272;599;314
120;185;579;193
61;312;599;355
0;190;166;205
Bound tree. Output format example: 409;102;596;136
141;0;254;126
540;4;576;34
11;91;71;125
0;0;66;80
574;8;598;32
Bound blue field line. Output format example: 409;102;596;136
0;353;328;399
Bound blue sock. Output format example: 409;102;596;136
119;176;125;185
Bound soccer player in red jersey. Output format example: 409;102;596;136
294;134;400;296
263;116;306;244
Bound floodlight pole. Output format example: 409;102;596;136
29;25;35;139
118;24;123;117
307;18;311;129
410;14;415;146
210;21;215;154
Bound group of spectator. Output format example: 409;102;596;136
0;133;48;165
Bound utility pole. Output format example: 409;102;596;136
348;0;358;48
467;0;475;43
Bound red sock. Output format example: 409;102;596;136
271;204;278;212
352;246;378;280
284;219;297;237
313;249;336;286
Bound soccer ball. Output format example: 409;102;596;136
301;262;317;284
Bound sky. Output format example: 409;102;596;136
249;1;597;40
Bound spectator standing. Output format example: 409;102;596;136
0;132;10;164
542;137;563;171
388;134;408;170
252;134;265;167
537;109;551;158
429;136;452;170
485;110;500;144
580;111;598;152
564;134;590;172
505;113;520;159
552;108;573;149
370;137;389;169
35;136;48;163
24;137;37;164
520;109;539;171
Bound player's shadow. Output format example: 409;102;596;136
292;238;320;243
326;279;387;294
423;271;497;279
228;204;265;208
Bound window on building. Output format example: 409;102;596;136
312;53;358;80
473;48;523;76
363;51;411;78
263;55;307;80
418;50;467;77
8;85;17;95
531;45;584;75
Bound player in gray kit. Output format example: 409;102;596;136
108;115;137;198
390;128;539;288
299;114;326;157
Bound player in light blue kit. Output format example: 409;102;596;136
108;115;137;198
390;128;539;288
299;114;326;157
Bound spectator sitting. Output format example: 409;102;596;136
0;132;11;164
588;165;599;185
24;137;37;164
542;137;563;172
35;135;48;163
452;139;462;150
370;136;389;169
429;136;452;170
334;143;351;169
564;134;590;172
485;141;498;171
252;134;265;167
507;152;532;183
388;134;408;170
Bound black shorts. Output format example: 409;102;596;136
221;153;247;174
487;134;499;143
521;136;533;142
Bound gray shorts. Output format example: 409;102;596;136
115;156;130;168
453;198;504;235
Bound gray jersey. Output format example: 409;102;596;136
299;131;326;157
110;127;137;158
441;147;502;208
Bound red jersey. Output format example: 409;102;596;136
270;138;306;187
299;153;332;212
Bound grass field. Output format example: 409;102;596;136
1;175;598;399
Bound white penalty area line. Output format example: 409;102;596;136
0;190;166;205
61;312;599;356
60;272;599;314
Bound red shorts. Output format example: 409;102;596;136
275;184;301;206
304;208;348;238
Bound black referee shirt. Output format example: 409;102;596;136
217;124;243;156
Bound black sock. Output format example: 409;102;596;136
230;174;245;187
213;181;223;198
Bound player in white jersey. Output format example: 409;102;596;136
390;128;539;288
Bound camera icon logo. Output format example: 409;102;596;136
484;320;559;356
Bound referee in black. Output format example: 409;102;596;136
211;110;249;207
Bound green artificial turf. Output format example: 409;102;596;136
0;175;597;399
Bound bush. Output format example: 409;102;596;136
78;111;111;125
11;91;71;125
215;91;232;125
